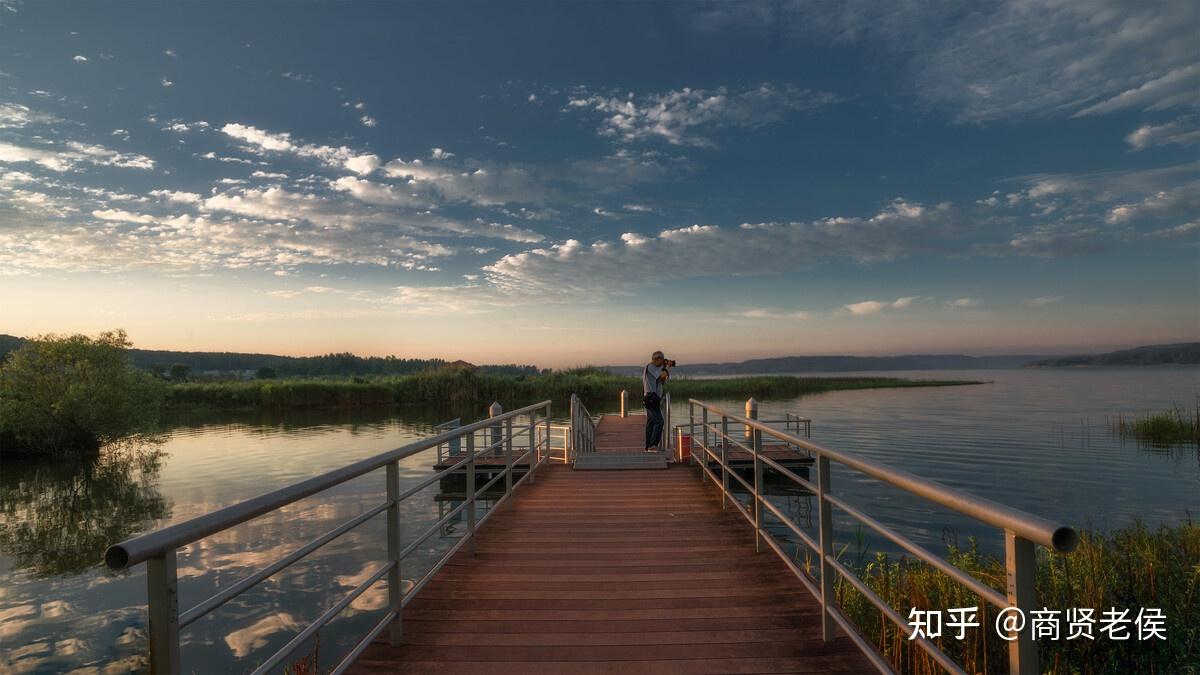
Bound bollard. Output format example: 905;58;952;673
620;389;629;417
745;397;758;442
488;401;503;457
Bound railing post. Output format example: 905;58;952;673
752;427;764;553
466;432;476;555
385;460;403;645
569;395;577;462
541;403;550;478
505;417;514;510
146;550;180;675
528;407;538;483
689;402;698;481
701;406;709;471
1006;530;1038;675
720;415;729;510
817;454;835;642
620;389;628;417
662;393;671;455
745;397;758;444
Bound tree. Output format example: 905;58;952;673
0;330;166;456
168;363;190;382
255;366;277;379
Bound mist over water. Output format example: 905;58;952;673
1;367;1195;672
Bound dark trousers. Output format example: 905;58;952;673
645;403;664;450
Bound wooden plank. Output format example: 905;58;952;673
346;464;873;674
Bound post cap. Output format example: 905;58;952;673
745;397;759;416
488;401;503;416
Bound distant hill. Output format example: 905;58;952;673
0;334;539;378
602;353;1044;376
1024;343;1200;367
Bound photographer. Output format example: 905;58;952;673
642;350;675;453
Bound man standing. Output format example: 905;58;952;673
642;350;670;453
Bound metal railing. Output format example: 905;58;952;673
433;417;462;464
105;400;553;675
545;422;571;463
687;398;1077;675
568;393;596;460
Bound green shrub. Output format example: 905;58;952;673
0;330;166;456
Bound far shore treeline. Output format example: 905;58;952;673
0;330;982;457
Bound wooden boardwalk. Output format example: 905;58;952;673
349;464;872;673
593;413;651;452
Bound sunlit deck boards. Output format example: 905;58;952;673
593;413;650;453
348;466;872;674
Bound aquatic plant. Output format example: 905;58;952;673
164;369;982;411
1111;406;1200;445
833;520;1200;674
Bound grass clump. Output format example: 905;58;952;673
1111;406;1200;445
832;521;1199;674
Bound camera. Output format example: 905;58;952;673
662;358;677;368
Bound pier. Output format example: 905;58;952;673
104;394;1079;675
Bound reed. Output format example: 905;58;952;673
1111;406;1200;445
165;368;981;411
833;520;1199;674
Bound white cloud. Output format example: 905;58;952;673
359;115;377;128
1148;220;1200;238
92;208;157;223
161;79;173;88
843;296;918;315
149;189;203;204
0;103;57;129
704;1;1199;122
72;55;87;63
1126;118;1200;150
566;83;838;146
741;308;810;320
220;123;379;175
0;141;154;171
945;297;979;309
1027;296;1062;307
430;148;454;160
484;200;967;297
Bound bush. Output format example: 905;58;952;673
0;330;166;456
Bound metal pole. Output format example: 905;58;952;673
569;395;577;462
146;550;180;674
817;454;835;641
505;417;514;510
1006;530;1038;674
541;403;550;480
620;389;628;417
701;407;709;469
466;433;476;555
720;415;729;510
689;402;699;482
753;427;764;553
385;461;403;645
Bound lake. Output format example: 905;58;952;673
1;367;1196;673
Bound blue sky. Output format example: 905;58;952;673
0;1;1197;365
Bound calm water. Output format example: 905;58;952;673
1;367;1196;673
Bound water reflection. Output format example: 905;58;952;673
0;441;169;577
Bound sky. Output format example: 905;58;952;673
0;1;1197;367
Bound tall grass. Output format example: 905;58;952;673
1111;406;1200;445
165;368;981;411
834;521;1199;674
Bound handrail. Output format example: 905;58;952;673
106;399;553;674
691;400;1075;551
569;393;596;459
687;398;1077;675
105;400;549;569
